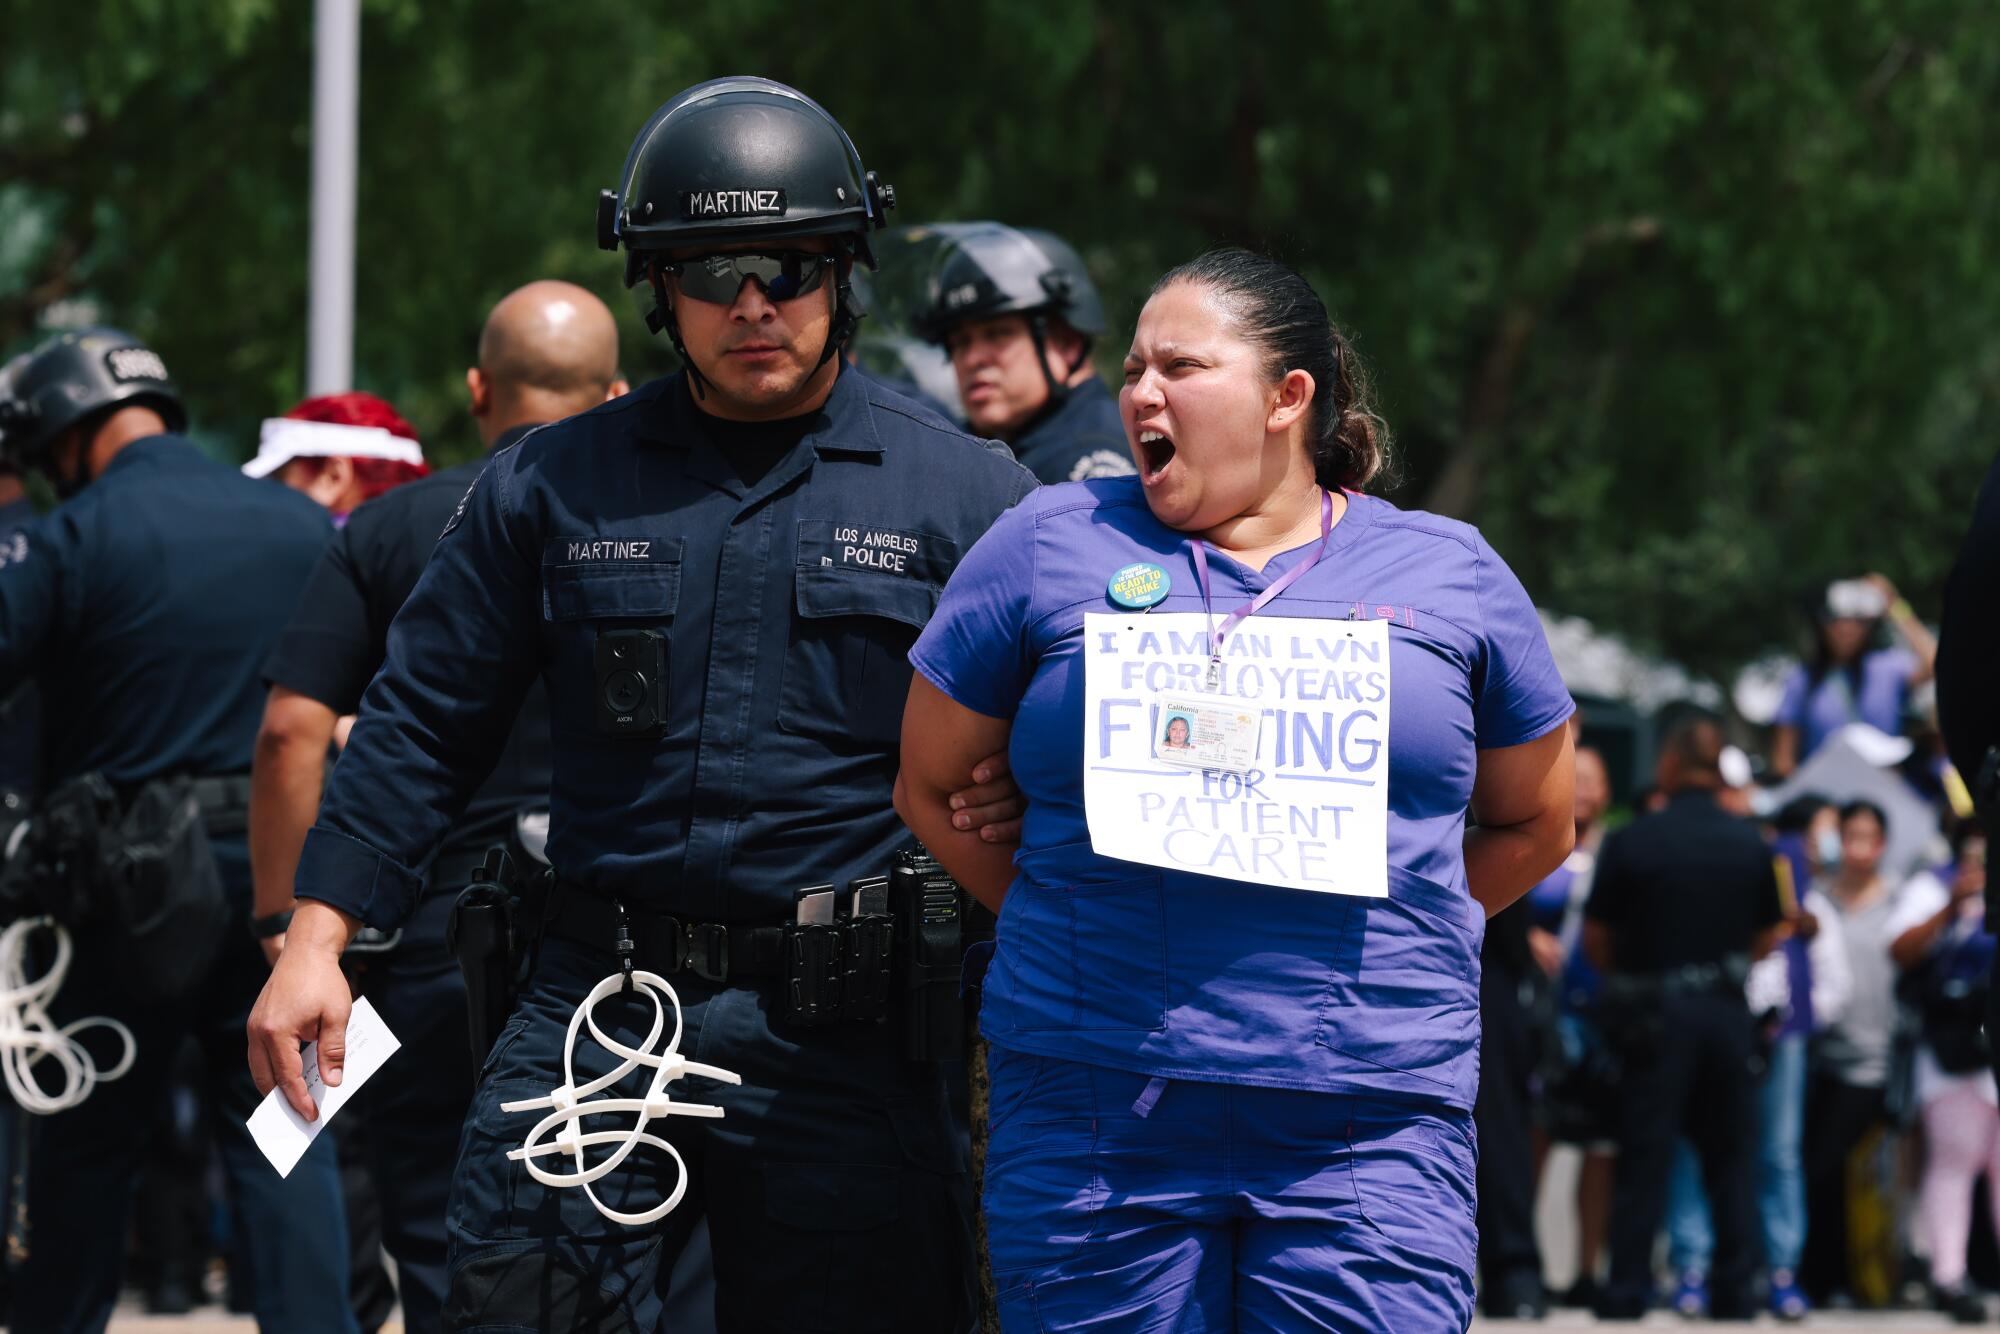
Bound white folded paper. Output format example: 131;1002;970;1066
247;996;401;1178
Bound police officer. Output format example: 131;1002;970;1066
910;221;1135;484
1476;891;1552;1319
1937;448;2000;1096
0;352;40;816
248;78;1034;1333
0;328;355;1333
1582;716;1785;1321
249;281;628;1333
0;350;37;1324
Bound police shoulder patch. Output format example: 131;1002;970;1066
0;530;32;571
1068;449;1137;482
440;474;478;539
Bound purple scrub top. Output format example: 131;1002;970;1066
1774;647;1915;763
911;479;1574;1109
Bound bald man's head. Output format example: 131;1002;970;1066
467;281;627;444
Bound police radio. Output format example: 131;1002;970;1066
893;845;964;1063
594;629;668;737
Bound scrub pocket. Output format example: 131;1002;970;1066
999;874;1166;1034
1313;865;1481;1086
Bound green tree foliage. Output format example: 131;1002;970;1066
3;0;1995;676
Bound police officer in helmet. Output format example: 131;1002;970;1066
911;221;1135;484
248;77;1031;1332
0;328;355;1333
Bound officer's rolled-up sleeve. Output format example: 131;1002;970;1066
907;494;1040;721
294;452;541;928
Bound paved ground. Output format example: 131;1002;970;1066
94;1310;1986;1331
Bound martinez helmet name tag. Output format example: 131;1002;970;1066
1107;562;1170;610
679;189;788;220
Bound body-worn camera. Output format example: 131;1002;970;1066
594;629;668;737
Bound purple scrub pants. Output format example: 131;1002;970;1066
982;1046;1478;1332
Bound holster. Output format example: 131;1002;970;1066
445;846;546;1072
0;772;231;1004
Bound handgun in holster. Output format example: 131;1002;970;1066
893;845;964;1063
445;846;541;1071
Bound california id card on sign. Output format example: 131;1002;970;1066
1082;612;1391;897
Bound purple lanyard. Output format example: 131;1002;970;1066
1191;489;1333;690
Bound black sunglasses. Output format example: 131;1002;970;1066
662;251;836;305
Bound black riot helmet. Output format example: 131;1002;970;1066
907;222;1106;407
0;327;185;482
598;76;896;395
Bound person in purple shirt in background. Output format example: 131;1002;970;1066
896;249;1577;1332
1771;575;1937;777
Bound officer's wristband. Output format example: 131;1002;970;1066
251;910;295;940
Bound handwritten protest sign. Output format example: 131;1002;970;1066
1082;612;1391;896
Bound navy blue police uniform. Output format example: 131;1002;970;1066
291;366;1033;1332
0;490;37;1315
1584;790;1784;1320
261;424;555;1334
0;434;357;1333
1006;375;1133;485
0;494;41;807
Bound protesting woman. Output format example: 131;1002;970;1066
896;249;1575;1330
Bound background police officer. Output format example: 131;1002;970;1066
910;221;1135;484
249;280;627;1334
248;78;1033;1332
1936;446;2000;1094
1583;716;1786;1321
0;328;356;1333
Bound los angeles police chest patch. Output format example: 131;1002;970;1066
680;189;786;220
795;520;958;585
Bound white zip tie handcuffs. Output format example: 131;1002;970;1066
0;915;137;1115
501;966;740;1226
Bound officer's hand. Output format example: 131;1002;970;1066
259;933;285;968
247;902;358;1121
948;749;1024;844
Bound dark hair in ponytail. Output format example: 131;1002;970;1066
1149;248;1391;491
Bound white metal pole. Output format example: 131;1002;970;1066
307;0;360;394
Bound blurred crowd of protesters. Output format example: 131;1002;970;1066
1474;572;2000;1323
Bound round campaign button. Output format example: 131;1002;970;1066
1107;562;1171;609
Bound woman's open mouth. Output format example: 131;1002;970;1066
1137;428;1177;482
